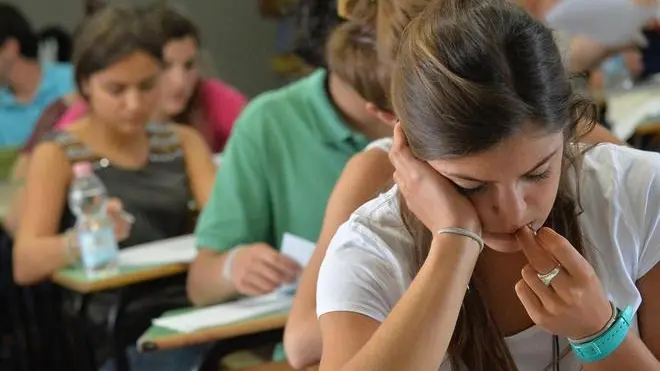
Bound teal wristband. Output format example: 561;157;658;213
570;305;634;364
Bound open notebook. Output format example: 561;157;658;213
150;232;315;333
118;234;197;267
152;293;292;333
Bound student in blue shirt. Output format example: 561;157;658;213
0;4;74;148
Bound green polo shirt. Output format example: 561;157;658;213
196;69;370;253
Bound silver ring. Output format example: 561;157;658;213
537;266;561;286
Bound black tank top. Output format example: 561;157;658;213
49;122;191;247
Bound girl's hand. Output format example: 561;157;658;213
107;198;132;242
515;227;612;340
389;123;481;234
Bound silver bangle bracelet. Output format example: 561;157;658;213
568;301;617;344
435;227;484;252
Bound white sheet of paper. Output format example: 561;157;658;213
606;86;660;139
280;233;315;267
546;0;655;47
118;234;197;267
278;233;316;294
152;293;292;333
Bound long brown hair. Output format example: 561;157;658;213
143;3;206;129
389;0;596;369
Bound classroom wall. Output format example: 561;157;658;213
3;0;285;97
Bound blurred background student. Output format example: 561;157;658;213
55;3;247;154
4;3;244;234
12;5;216;369
0;3;74;179
185;1;394;363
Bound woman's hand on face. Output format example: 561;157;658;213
389;123;481;234
106;198;133;242
515;227;613;340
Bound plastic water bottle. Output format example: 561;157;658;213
69;162;119;278
601;55;634;96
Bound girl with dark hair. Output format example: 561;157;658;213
284;0;624;368
13;6;216;369
316;0;660;370
56;3;246;153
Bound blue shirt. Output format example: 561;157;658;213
0;63;74;147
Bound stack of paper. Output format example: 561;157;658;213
546;0;656;47
118;235;197;267
152;293;292;333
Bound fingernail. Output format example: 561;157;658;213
527;223;538;235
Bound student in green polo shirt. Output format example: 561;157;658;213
187;16;393;307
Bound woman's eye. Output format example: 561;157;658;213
525;169;550;182
105;85;125;96
456;184;486;196
139;79;157;91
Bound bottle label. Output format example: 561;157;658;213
78;225;119;270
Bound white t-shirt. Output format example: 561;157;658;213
317;144;660;371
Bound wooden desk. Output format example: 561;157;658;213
52;263;188;294
633;121;660;136
137;311;288;353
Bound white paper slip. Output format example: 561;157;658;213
278;233;316;294
280;233;316;267
118;234;197;267
152;293;292;333
546;0;656;47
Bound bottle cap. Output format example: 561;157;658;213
72;162;93;177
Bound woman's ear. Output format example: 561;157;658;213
366;102;397;127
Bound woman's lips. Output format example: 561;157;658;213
483;223;537;243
